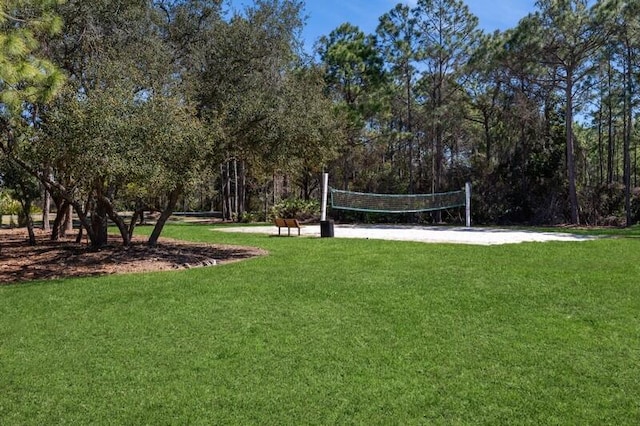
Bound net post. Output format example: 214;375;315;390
321;172;329;222
320;173;334;237
465;182;471;228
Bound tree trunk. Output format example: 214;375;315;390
128;209;143;241
91;198;109;248
406;70;414;195
264;181;269;220
72;198;97;246
42;186;50;231
273;173;277;205
607;59;615;185
75;224;84;244
56;203;73;238
239;160;246;214
21;200;36;246
220;164;226;220
233;158;238;218
63;204;73;235
434;127;443;223
50;200;68;241
566;75;579;225
302;170;310;201
597;107;604;185
223;161;232;220
624;45;633;227
148;188;181;247
100;195;131;246
1;152;100;245
483;111;492;165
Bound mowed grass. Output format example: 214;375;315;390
1;224;640;424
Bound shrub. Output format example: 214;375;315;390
270;198;320;222
236;211;262;223
0;191;21;216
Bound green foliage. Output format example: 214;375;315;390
317;22;387;132
0;0;65;113
270;197;320;221
579;183;640;226
0;190;20;215
4;0;218;247
3;0;640;245
0;156;40;237
235;211;262;223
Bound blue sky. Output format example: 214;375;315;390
228;0;538;52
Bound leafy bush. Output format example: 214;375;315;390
235;211;263;223
0;191;21;216
579;183;637;226
270;198;320;221
0;191;21;226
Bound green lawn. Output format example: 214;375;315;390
2;224;640;424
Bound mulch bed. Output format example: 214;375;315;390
0;227;267;285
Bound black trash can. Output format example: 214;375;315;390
320;220;334;238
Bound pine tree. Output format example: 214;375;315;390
0;0;64;114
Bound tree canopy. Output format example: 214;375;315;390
2;0;640;240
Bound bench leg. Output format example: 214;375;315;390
297;227;300;236
287;227;291;236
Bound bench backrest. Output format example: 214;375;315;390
274;218;300;228
284;218;300;228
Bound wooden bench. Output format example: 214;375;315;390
274;218;301;236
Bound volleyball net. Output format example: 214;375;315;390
322;176;471;227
